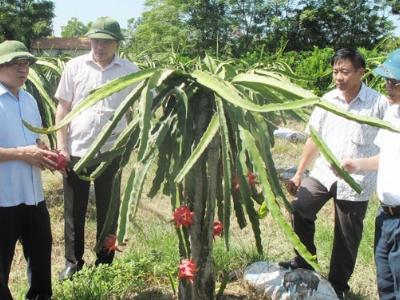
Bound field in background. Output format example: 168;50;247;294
9;127;379;299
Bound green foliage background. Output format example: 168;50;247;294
124;0;399;58
0;0;54;46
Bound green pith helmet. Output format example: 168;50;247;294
86;16;124;41
0;40;36;65
374;49;400;80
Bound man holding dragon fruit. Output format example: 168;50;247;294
0;40;57;300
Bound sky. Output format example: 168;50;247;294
52;0;400;37
52;0;146;36
390;15;400;37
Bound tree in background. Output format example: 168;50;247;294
180;0;230;56
61;17;91;38
125;0;192;58
127;0;271;57
388;0;400;14
126;0;396;58
0;0;54;46
222;0;271;56
281;0;394;51
126;0;232;57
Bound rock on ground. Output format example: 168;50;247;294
274;127;307;143
243;261;338;300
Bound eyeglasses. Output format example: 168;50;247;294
385;78;400;87
3;60;30;71
6;60;30;68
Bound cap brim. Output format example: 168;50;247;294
87;32;118;40
0;52;36;65
374;64;400;80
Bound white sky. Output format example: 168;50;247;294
52;0;146;36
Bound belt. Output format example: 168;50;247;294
382;205;400;216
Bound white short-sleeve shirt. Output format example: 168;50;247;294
308;83;388;201
55;52;140;157
375;104;400;206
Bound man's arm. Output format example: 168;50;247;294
286;137;319;196
55;98;72;161
342;155;379;173
0;145;57;170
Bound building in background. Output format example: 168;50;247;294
31;37;90;56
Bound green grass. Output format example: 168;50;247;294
311;198;379;299
9;131;380;299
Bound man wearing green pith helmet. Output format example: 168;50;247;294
55;16;140;280
0;40;57;300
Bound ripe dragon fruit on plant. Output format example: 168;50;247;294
213;220;223;239
178;259;198;283
173;205;194;227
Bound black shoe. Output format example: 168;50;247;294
278;257;314;270
58;261;82;281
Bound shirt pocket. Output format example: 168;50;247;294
350;124;379;151
73;71;96;102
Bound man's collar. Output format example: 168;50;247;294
333;82;366;103
86;52;122;68
0;82;19;99
0;83;7;96
356;83;368;102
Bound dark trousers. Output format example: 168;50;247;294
375;208;400;300
292;177;368;292
63;157;121;267
0;202;52;300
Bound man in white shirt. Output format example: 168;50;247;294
343;48;400;300
55;16;139;280
280;48;388;299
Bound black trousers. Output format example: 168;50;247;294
292;177;368;292
0;202;52;300
63;157;121;267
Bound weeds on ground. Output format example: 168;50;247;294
53;254;165;300
10;131;380;299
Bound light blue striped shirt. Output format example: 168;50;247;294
0;83;44;207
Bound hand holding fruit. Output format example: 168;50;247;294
285;173;302;196
20;145;59;171
25;139;68;173
46;150;68;171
